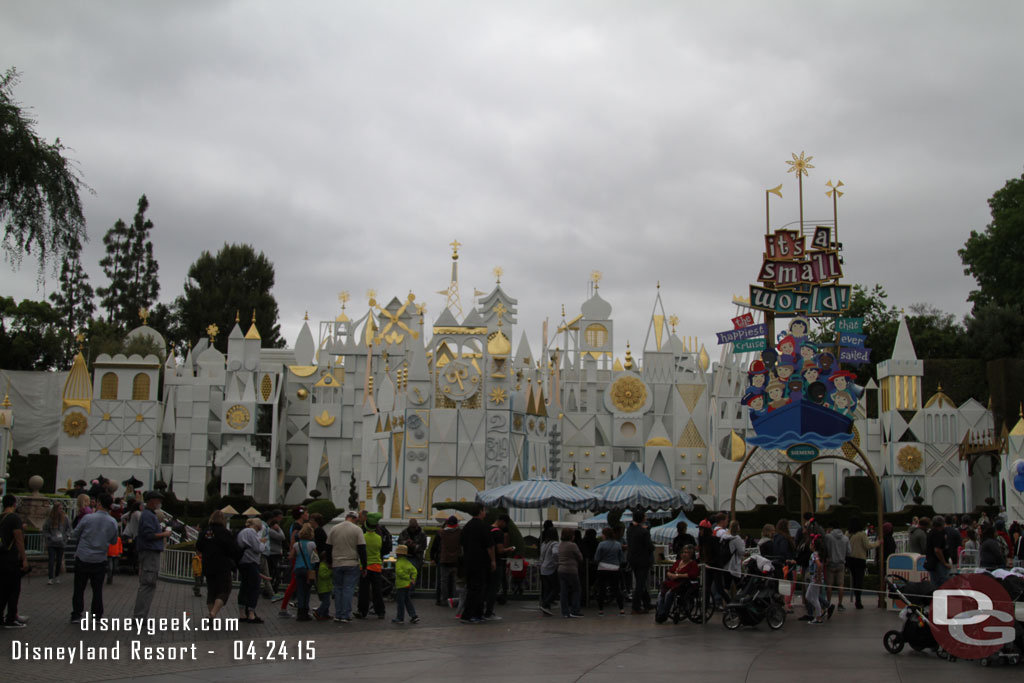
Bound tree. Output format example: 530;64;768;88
0;296;64;370
48;233;94;365
1;67;89;276
171;243;285;350
96;194;159;329
959;171;1024;311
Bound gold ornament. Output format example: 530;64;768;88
63;411;88;437
296;388;309;401
897;445;922;473
610;376;647;413
488;387;508;405
225;404;250;430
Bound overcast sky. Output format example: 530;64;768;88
4;1;1023;363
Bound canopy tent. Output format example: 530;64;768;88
579;508;675;531
591;462;693;511
649;510;704;545
475;477;600;511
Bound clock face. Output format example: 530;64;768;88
437;358;481;401
225;404;251;430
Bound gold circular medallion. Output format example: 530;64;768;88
610;376;647;413
63;411;88;437
897;445;922;473
226;404;251;429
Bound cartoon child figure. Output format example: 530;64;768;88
802;366;820;392
775;358;796;386
798;340;818;370
830;390;854;417
742;389;766;419
817;351;836;379
787;316;810;344
828;369;857;397
776;335;797;365
748;360;769;389
765;379;790;412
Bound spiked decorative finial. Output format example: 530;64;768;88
786;151;814;177
493;266;503;283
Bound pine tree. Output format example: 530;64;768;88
348;471;359;511
97;195;159;329
48;233;94;364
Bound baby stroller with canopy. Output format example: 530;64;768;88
882;575;951;660
721;555;785;630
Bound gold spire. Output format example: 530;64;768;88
450;239;461;260
624;341;634;370
245;309;261;340
138;307;150;325
2;384;11;408
62;351;92;412
337;291;351;322
591;270;602;289
493;266;503;284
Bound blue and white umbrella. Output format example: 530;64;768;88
591;462;693;511
579;508;675;530
476;477;600;511
650;510;703;545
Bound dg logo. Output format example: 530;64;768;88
930;573;1017;660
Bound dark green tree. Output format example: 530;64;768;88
348;472;359;511
959;171;1024;310
96;194;159;330
48;233;94;364
171;243;285;350
0;67;89;277
0;296;64;370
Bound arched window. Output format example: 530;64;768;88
132;373;150;400
100;372;118;400
584;324;607;348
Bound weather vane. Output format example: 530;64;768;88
826;179;845;244
785;151;814;232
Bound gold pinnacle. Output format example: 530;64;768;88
493;266;503;283
138;307;150;325
591;270;602;288
450;239;461;259
669;314;679;331
338;291;350;305
206;323;219;341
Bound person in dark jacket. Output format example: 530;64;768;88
398;518;429;573
671;523;697;557
434;516;462;607
979;523;1006;570
196;510;242;618
626;509;654;614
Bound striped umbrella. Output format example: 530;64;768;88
591;462;693;510
475;477;600;511
650;510;703;545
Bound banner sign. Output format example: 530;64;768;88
716;322;767;344
840;347;872;364
838;332;867;348
732;313;754;329
733;338;767;353
747;284;851;316
836;317;863;334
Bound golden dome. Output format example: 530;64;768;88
487;330;511;357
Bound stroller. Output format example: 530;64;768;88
882;575;952;660
978;574;1024;667
721;555;786;630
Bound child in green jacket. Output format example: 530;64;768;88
392;545;419;624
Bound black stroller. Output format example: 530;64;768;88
882;575;953;660
978;574;1024;667
721;555;785;630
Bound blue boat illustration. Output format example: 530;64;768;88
748;399;853;450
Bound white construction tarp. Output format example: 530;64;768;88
0;369;63;455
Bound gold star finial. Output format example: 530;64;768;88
669;314;679;332
493;266;503;283
591;270;602;288
338;291;350;305
826;179;845;198
786;151;814;177
206;323;219;342
138;307;150;325
450;239;461;259
366;289;377;306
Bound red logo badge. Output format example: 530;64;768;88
930;573;1016;660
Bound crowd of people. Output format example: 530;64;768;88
2;488;1022;631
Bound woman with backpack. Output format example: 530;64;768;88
42;503;71;585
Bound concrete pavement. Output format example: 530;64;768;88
0;572;1014;682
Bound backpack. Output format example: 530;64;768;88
713;534;734;567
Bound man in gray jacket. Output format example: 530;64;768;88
824;526;851;612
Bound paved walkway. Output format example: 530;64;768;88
0;573;1013;682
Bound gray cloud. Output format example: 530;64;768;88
4;1;1023;362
